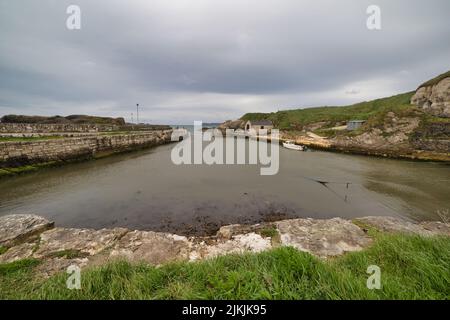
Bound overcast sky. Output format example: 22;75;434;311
0;0;449;124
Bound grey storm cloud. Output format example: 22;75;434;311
0;0;449;124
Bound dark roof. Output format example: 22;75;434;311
248;120;273;126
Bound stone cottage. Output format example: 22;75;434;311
245;120;274;134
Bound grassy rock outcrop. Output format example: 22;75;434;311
234;71;450;161
411;71;450;118
1;115;126;125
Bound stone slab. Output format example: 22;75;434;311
190;233;272;260
354;216;448;236
0;214;54;247
0;242;36;263
109;230;190;265
34;227;129;258
276;218;372;257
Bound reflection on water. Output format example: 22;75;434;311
0;142;448;236
360;158;450;220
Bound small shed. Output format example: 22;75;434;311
346;120;366;131
245;120;274;133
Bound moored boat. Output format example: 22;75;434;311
282;140;306;151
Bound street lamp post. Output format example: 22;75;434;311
136;103;139;124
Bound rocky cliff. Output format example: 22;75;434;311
330;71;450;159
328;111;450;161
411;71;450;117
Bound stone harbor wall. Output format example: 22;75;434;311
0;214;448;277
0;123;173;133
0;123;120;133
0;130;173;168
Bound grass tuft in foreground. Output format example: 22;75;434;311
0;246;8;255
0;233;449;300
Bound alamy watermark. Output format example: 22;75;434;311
66;265;81;290
367;265;381;290
366;5;381;30
436;209;449;224
64;4;382;30
64;5;382;32
66;5;81;30
170;121;279;176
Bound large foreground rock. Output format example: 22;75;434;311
0;242;36;263
276;218;372;257
0;214;54;247
190;232;272;260
34;227;129;258
354;216;450;236
109;230;191;265
419;221;450;235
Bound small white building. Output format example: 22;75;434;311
245;120;274;134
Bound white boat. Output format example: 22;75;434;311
283;140;305;151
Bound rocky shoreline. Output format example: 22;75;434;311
0;214;448;277
281;131;450;162
216;123;450;162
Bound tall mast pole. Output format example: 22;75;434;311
136;103;139;124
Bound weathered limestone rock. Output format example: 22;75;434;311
35;257;90;279
333;115;420;150
420;221;450;236
109;230;190;265
217;119;246;133
216;224;242;240
216;223;267;240
34;227;129;258
276;218;372;257
411;77;450;117
0;214;54;247
190;233;272;260
0;242;36;263
355;216;449;236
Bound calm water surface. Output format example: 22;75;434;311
0;142;448;235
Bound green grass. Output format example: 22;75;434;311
258;226;279;239
0;233;448;300
0;161;59;178
0;246;7;255
0;136;64;142
241;92;415;130
0;259;41;299
0;258;40;275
